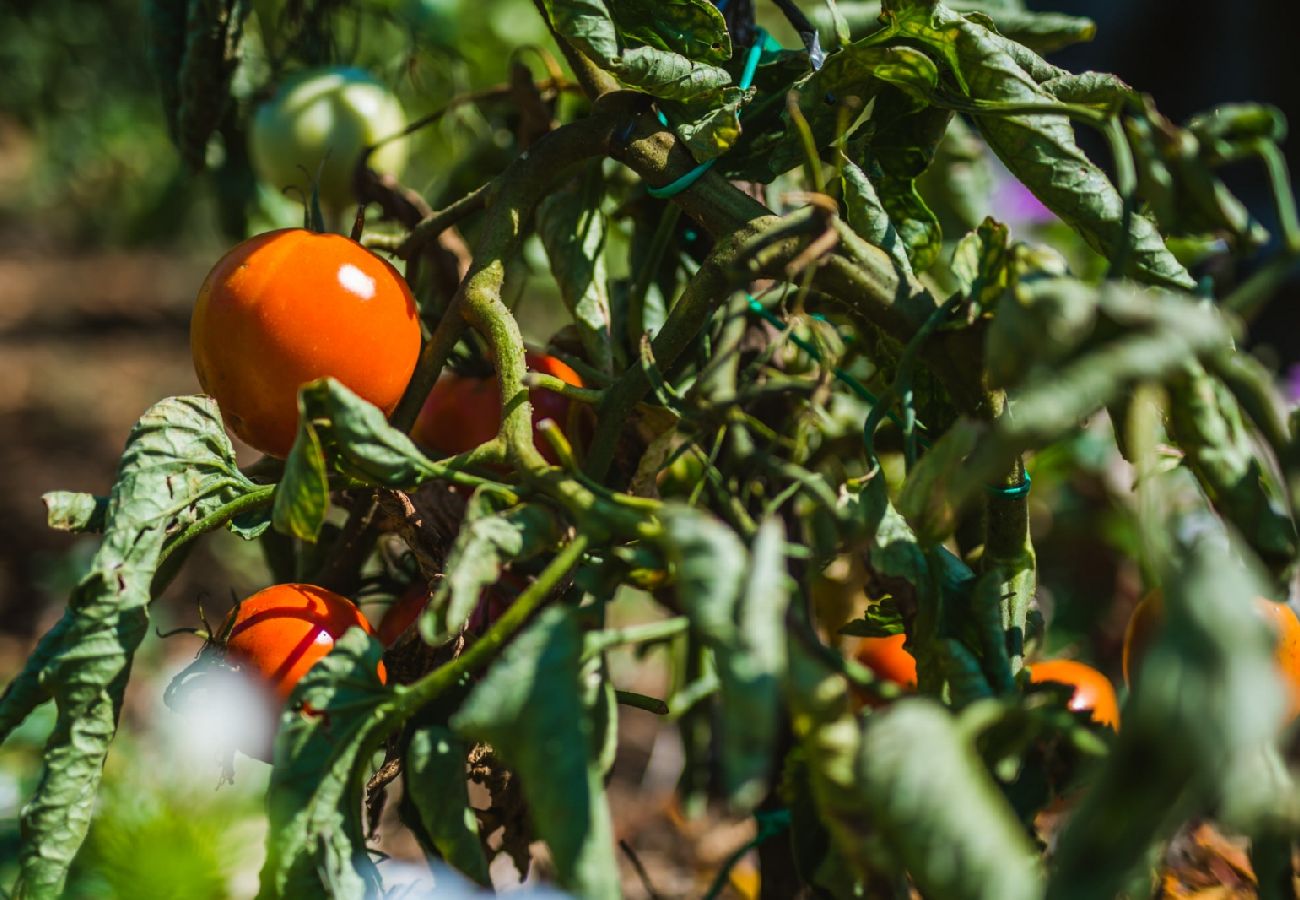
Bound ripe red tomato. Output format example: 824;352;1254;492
1124;589;1300;717
191;228;421;457
377;582;430;647
411;351;586;464
1027;659;1119;729
854;634;918;689
221;583;386;699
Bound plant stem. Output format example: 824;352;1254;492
399;533;590;713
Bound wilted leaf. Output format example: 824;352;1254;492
43;491;109;534
451;606;620;897
0;396;259;896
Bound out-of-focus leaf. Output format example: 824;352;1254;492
402;724;492;886
839;598;905;637
812;1;1096;54
258;629;393;899
1047;521;1286;900
784;642;1041;899
917;116;994;238
1168;363;1297;577
423;495;563;642
661;510;790;809
887;3;1193;290
0;396;258;897
42;492;109;534
608;0;731;63
984;256;1093;390
451;606;620;898
538;163;616;374
897;419;982;544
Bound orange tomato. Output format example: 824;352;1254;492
191;228;421;457
1028;659;1119;729
854;634;919;689
221;583;386;700
412;351;585;464
1123;589;1300;717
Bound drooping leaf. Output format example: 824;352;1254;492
42;491;109;534
451;606;620;897
660;510;790;809
257;628;394;899
840;156;914;276
0;396;259;897
887;2;1193;289
423;494;563;642
401;724;492;887
812;1;1096;54
538;163;616;374
271;379;511;542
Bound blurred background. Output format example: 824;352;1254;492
0;0;1296;895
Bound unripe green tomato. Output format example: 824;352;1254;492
249;66;407;212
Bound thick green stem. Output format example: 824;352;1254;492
398;533;590;714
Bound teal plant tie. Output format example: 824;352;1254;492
647;29;773;200
987;471;1032;498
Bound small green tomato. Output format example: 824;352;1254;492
249;66;407;212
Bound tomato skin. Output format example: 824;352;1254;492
411;352;585;464
1124;590;1300;717
249;66;407;211
1027;659;1119;729
854;634;919;689
191;228;421;457
221;583;386;700
377;583;430;648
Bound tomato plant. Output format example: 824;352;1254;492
191;227;421;457
12;0;1300;897
249;66;408;213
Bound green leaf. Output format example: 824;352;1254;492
451;606;620;897
984;257;1093;390
661;510;790;809
538;163;616;374
273;404;330;541
891;3;1193;289
839;597;905;637
840;156;914;276
0;396;258;897
859;700;1042;897
42;491;109;534
897;417;982;543
424;496;564;642
949;216;1011;309
401;724;492;886
1168;363;1297;575
608;0;731;63
258;628;393;899
812;1;1096;54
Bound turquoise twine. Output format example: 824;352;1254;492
986;471;1032;498
647;29;778;200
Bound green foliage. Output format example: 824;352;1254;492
14;0;1300;896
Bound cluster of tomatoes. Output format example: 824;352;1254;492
189;63;588;720
855;590;1300;730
